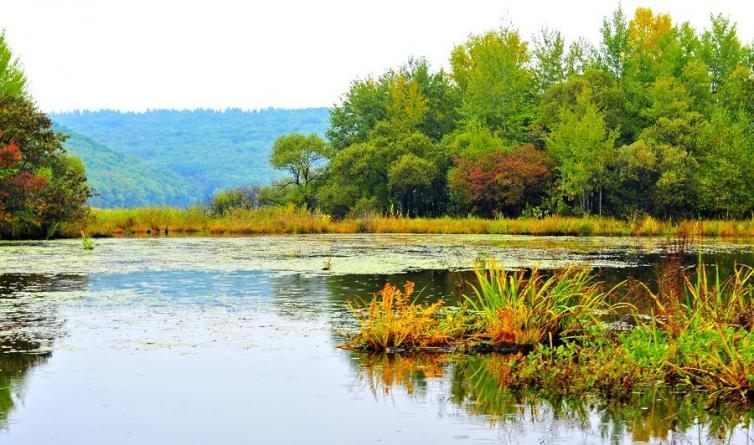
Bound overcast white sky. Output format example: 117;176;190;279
0;0;752;112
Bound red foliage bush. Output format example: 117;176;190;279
448;145;554;217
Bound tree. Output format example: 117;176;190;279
269;133;329;210
448;145;554;217
451;28;535;144
545;89;618;215
696;108;754;218
0;95;90;238
388;154;436;216
0;33;26;99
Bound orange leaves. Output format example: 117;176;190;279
346;281;463;351
0;143;21;168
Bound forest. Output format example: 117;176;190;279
52;108;330;206
261;6;754;220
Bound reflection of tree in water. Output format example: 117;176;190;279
0;273;86;428
0;350;50;429
350;352;754;444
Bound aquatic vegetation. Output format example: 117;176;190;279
80;231;94;250
465;259;614;345
58;206;754;238
344;257;754;405
344;281;468;351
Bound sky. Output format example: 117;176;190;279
0;0;752;112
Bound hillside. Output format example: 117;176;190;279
57;125;200;208
52;108;331;206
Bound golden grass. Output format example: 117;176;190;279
64;205;754;238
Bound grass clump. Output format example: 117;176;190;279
344;282;467;351
80;231;94;250
466;259;613;346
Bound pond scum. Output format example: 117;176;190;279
63;206;754;238
341;256;754;408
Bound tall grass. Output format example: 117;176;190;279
60;206;754;238
344;281;467;351
466;259;615;345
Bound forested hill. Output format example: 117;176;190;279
56;125;200;208
51;108;331;207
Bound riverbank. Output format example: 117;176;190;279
63;205;754;238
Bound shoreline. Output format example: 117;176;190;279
53;206;754;239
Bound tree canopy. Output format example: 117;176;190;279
267;7;754;220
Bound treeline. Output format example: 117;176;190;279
0;34;90;238
258;7;754;220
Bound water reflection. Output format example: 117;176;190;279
352;352;754;444
0;236;752;443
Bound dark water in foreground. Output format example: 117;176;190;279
1;234;753;444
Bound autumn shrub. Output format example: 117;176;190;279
448;145;554;218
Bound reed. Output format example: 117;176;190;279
465;259;615;345
58;206;754;238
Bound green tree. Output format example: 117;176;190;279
0;33;26;99
451;28;535;143
388;154;435;216
269;133;328;210
545;89;618;214
696;108;754;217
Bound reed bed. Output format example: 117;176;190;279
65;206;754;238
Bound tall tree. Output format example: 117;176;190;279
451;28;535;144
270;133;329;210
545;89;618;214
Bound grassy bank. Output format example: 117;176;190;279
342;258;754;405
64;205;754;238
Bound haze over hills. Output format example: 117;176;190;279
52;108;331;208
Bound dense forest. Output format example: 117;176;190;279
264;7;754;220
0;34;90;238
56;125;198;207
52;108;330;206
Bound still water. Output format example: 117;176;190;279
1;234;753;444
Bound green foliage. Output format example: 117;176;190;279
80;231;94;250
51;108;330;206
545;89;618;214
270;133;328;210
209;184;264;216
451;28;535;144
0;96;91;239
0;33;26;99
465;259;613;345
57;125;197;208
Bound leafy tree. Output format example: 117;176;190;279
0;95;90;238
545;89;618;215
696;108;754;217
388;154;436;216
0;33;26;99
269;133;328;210
451;28;535;143
448;145;554;217
599;5;630;78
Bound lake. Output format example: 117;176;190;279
1;234;754;444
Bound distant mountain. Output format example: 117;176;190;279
51;108;331;207
56;125;200;208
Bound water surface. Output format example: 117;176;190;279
1;235;753;444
